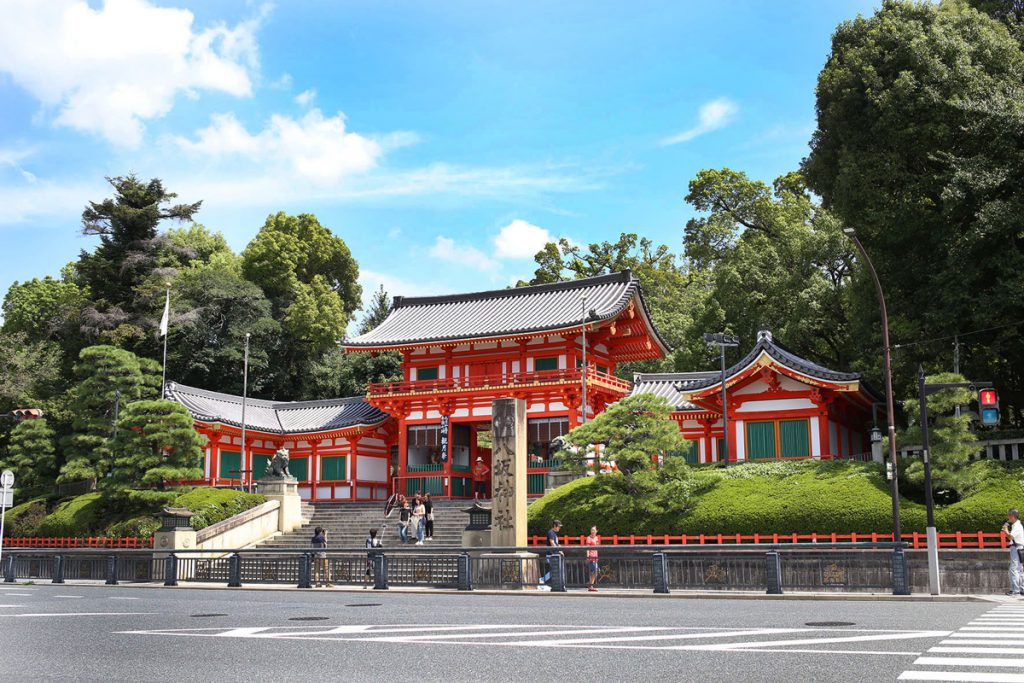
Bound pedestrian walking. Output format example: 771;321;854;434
585;525;600;592
473;456;489;499
411;495;426;545
424;493;434;541
365;528;382;588
1001;508;1024;596
538;519;562;590
311;526;332;588
398;499;411;544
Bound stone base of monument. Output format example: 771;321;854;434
544;469;580;494
474;551;541;590
462;529;492;547
259;477;302;533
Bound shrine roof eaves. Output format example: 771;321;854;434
165;382;391;435
342;270;671;354
630;372;718;411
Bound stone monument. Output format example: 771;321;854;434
259;447;303;533
490;397;527;547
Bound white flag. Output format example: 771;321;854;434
159;288;170;338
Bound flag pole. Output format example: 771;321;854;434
160;284;170;399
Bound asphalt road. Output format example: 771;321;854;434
0;583;1019;682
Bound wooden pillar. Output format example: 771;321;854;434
396;416;408;495
208;432;221;486
350;435;360;500
310;442;319;501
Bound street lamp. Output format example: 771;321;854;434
842;227;906;568
580;294;588;426
240;332;250;493
703;332;739;466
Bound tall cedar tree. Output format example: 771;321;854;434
1;418;57;495
110;400;204;489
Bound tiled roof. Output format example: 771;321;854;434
631;372;720;411
683;330;862;392
343;270;670;353
165;382;390;434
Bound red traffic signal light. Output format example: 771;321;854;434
11;408;43;420
978;389;999;426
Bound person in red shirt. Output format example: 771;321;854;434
585;526;600;592
472;456;489;499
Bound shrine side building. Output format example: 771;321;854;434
168;271;882;501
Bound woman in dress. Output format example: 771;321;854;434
410;495;426;546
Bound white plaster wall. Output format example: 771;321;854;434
453;408;469;418
829;421;838;456
810;416;822;457
357;455;387;482
472;406;492;417
548;401;567;411
736;398;816;412
735;421;745;460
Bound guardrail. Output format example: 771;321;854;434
528;531;1010;549
1;542;913;595
2;536;154;549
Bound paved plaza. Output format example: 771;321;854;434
2;583;1021;681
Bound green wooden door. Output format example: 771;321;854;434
745;422;776;459
779;419;810;458
252;454;270;480
289;457;308;481
219;450;241;479
321;456;347;481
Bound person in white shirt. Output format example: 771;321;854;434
1000;508;1024;596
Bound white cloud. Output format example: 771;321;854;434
175;109;386;184
294;88;317;107
493;219;553;259
661;97;738;146
358;269;451;301
0;0;267;146
428;236;497;271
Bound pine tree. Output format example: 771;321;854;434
2;418;57;494
358;284;392;335
110;400;203;489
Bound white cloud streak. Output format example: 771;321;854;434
428;236;498;271
492;219;553;259
661;97;738;146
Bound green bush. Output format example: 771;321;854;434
34;492;104;536
104;515;161;538
173;488;266;531
528;459;1021;537
4;498;50;537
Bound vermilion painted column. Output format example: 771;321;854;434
350;435;360;500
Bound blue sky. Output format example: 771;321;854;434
0;0;878;319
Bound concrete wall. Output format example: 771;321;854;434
907;549;1015;595
195;500;281;551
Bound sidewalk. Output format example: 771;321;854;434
9;579;1015;602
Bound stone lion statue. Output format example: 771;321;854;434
265;447;292;478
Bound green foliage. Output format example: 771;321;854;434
1;276;86;342
0;332;63;409
359;284;392;335
529;459;1024;536
35;492;104;536
173;488;266;531
110;400;204;489
2;418;57;494
59;345;157;483
804;0;1024;419
563;393;688;476
5;498;50;537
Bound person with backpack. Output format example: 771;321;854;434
1001;508;1024;596
310;526;332;588
364;528;382;588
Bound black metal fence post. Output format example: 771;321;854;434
105;555;119;585
373;552;388;590
298;553;312;589
52;555;65;584
652;552;670;594
549;552;567;592
227;553;242;587
3;555;14;583
765;550;783;594
891;546;910;596
164;554;178;587
457;552;472;591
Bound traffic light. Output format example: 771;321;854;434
11;408;43;420
978;389;999;426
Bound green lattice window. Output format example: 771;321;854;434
253;454;271;479
779;419;810;458
289;458;308;481
746;422;776;460
219;450;241;479
417;366;438;380
320;456;347;481
534;356;558;371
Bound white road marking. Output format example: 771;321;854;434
915;656;1024;668
108;597;140;600
1;593;32;596
0;604;24;607
0;612;156;618
899;673;1024;682
947;633;1024;639
51;595;83;599
929;647;1024;655
365;626;683;642
506;628;808;647
943;640;1024;646
686;630;950;651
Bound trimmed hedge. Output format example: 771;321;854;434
527;460;1023;537
34;492;104;536
174;488;266;531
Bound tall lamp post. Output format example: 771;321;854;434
240;332;250;494
703;332;739;465
842;228;907;593
580;294;588;426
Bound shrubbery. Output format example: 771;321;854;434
528;459;1023;537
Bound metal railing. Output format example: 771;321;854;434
527;531;1011;549
367;367;632;397
2;542;913;595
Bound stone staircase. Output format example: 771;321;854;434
258;499;481;549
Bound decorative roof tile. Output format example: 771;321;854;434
343;270;670;354
630;372;720;411
165;382;390;435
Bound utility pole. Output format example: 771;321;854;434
953;336;961;418
701;333;739;465
580;294;588;426
240;333;250;493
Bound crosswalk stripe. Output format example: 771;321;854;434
947;633;1024;639
690;631;949;650
364;627;680;642
943;640;1024;646
915;656;1024;668
929;646;1024;655
899;673;1024;682
503;628;806;647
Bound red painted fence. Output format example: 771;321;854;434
528;531;1010;550
1;537;154;549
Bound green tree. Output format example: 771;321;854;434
358;284;392;335
803;0;1024;421
0;333;63;409
1;418;57;494
1;276;87;343
563;393;687;477
898;372;978;500
110;400;203;489
59;345;156;483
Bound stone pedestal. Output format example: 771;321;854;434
545;470;580;494
259;477;302;533
490;398;527;548
153;507;197;553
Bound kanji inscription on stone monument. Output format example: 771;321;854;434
490;397;527;547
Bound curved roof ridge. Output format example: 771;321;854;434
392;270;633;308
